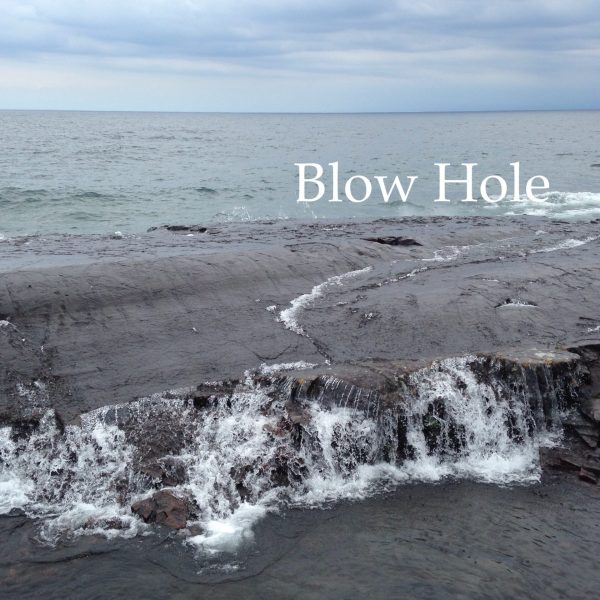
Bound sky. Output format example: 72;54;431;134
0;0;599;112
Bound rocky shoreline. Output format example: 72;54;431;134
1;216;600;423
1;216;600;539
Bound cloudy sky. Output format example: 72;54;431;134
1;0;599;112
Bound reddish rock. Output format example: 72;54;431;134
131;490;191;529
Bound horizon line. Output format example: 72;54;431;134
0;108;599;116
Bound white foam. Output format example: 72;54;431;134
219;206;253;222
0;474;34;513
422;246;463;262
0;409;139;541
492;191;600;220
187;502;270;554
403;266;428;278
499;300;537;308
386;265;429;283
43;503;145;543
531;235;598;254
278;266;372;335
294;463;409;506
258;361;317;375
0;355;567;553
399;356;546;485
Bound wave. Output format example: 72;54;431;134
490;191;600;219
0;187;123;208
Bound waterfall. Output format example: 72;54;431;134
0;353;582;552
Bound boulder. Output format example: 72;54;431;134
131;490;191;529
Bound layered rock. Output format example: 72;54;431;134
2;216;600;429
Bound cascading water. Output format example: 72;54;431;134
0;354;581;553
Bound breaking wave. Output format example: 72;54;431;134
493;191;600;220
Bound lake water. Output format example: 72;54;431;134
1;110;599;237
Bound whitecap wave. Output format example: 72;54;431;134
495;191;600;219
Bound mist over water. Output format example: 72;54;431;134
0;110;599;236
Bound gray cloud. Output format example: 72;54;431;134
0;0;598;110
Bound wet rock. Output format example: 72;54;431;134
539;447;581;472
184;524;205;536
123;401;192;473
563;410;593;430
235;482;251;502
192;394;211;410
167;225;207;232
581;396;600;423
574;425;599;449
583;459;600;476
262;449;307;488
230;464;254;501
364;236;422;246
4;216;600;429
559;453;583;471
138;457;187;487
131;490;191;529
264;418;289;437
284;400;311;426
192;381;238;410
83;517;128;531
579;467;598;484
8;417;41;441
148;224;208;233
274;365;395;413
422;403;445;453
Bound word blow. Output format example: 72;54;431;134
296;162;417;203
295;162;550;204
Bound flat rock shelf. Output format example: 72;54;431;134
2;216;600;599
